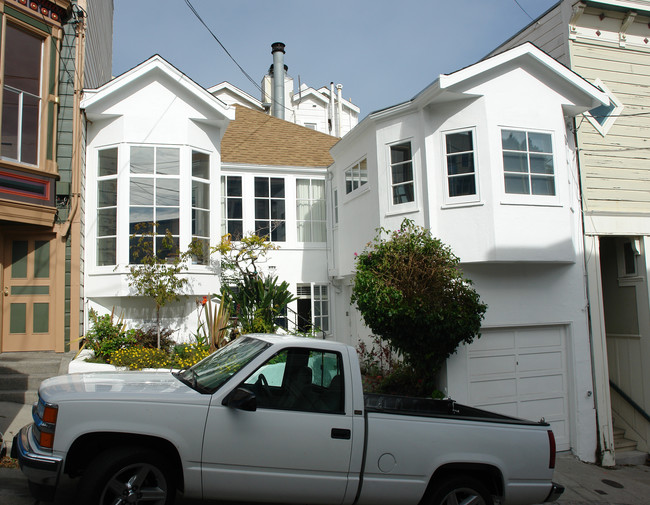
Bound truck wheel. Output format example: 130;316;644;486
76;446;175;505
429;475;493;505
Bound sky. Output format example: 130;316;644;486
112;0;560;119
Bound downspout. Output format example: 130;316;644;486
336;84;343;137
271;42;285;119
328;82;335;135
60;6;86;238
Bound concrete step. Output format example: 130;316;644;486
615;450;649;466
0;351;74;404
0;373;55;391
0;390;38;404
615;437;639;452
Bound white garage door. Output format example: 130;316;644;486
467;325;570;450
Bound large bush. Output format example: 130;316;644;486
352;219;487;391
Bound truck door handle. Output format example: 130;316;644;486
331;428;351;440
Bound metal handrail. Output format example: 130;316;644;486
610;380;650;424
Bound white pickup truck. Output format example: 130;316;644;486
13;334;564;505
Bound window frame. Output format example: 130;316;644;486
191;150;210;264
442;127;480;205
0;12;59;173
296;178;326;243
254;176;286;242
96;147;119;266
388;140;416;210
343;157;368;196
584;79;624;137
500;128;559;204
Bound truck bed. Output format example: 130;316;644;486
364;393;546;426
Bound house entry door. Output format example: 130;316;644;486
2;236;56;351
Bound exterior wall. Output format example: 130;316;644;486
84;0;113;89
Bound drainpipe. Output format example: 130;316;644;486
328;82;335;134
271;42;285;119
336;84;343;137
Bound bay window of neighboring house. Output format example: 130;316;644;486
255;176;285;242
501;129;555;197
96;148;118;266
296;179;326;242
444;129;478;202
191;151;210;264
390;142;414;205
129;146;180;263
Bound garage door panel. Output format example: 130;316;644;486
518;351;564;373
471;331;515;351
469;378;517;403
469;354;516;377
468;325;570;451
518;374;565;396
516;327;563;348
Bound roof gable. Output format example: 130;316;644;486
81;55;234;123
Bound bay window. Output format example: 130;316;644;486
192;151;210;264
96;148;118;266
1;22;48;166
502;130;555;196
390;142;414;204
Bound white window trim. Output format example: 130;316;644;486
499;127;560;206
343;156;369;199
387;139;418;213
584;79;624;137
442;127;480;206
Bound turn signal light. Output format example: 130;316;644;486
42;405;58;424
39;431;55;449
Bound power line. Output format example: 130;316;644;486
183;0;294;116
513;0;534;21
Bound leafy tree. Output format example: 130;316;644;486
127;224;200;348
351;219;487;391
215;232;296;334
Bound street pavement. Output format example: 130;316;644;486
2;400;649;504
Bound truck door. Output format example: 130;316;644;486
202;347;353;504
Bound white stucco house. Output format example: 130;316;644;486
81;55;338;338
327;42;608;462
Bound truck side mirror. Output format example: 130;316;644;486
223;387;257;411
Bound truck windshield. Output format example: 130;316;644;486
175;337;270;394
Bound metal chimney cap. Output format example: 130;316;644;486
271;42;286;54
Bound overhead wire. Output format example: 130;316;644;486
183;0;294;116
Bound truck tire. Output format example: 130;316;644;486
429;475;493;505
76;446;175;505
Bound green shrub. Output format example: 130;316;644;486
85;310;135;361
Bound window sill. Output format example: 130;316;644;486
499;198;562;208
342;185;370;204
441;200;484;210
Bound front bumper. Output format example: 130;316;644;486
11;424;62;500
544;482;565;502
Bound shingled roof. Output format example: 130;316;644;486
221;105;338;167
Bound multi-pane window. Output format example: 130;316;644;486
585;79;624;137
96;148;118;266
255;177;285;241
1;24;43;165
501;130;555;196
390;142;414;204
445;131;476;198
344;158;367;194
297;284;329;334
296;179;326;242
221;176;243;239
129;146;180;263
192;151;210;264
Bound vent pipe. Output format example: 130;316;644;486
336;84;343;137
271;42;285;119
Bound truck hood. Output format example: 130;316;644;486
38;371;208;405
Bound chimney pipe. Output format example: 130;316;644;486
336;84;343;137
271;42;285;120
